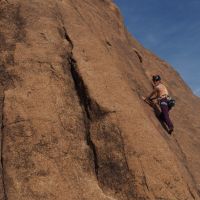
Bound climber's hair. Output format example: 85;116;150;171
152;75;161;83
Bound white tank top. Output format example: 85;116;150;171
156;83;169;98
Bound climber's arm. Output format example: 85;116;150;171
146;87;158;101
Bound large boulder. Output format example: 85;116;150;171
0;0;200;199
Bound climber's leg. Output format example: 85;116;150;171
160;98;174;133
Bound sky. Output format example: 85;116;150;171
114;0;200;96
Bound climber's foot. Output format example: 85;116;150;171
168;128;174;135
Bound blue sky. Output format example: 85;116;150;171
114;0;200;96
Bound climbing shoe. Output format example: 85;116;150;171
168;128;174;135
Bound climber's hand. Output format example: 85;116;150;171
142;96;151;101
142;96;146;101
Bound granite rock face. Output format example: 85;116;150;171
0;0;200;199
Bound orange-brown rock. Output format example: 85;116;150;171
0;0;200;199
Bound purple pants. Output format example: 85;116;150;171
159;98;174;130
